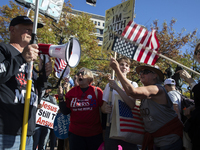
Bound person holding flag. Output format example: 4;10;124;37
0;16;52;149
101;56;139;150
109;57;183;150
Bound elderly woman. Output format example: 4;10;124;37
58;67;104;150
177;42;200;150
109;57;183;150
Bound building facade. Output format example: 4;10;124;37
69;9;105;46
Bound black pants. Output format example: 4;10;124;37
104;126;138;150
189;109;200;150
68;132;103;150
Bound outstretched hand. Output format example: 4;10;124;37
176;70;191;81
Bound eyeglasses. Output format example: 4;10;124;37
195;49;200;55
76;71;85;76
139;69;154;75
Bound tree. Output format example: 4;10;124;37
0;0;110;90
0;1;198;91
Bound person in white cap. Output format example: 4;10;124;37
164;78;182;120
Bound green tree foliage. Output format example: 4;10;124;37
0;0;110;90
0;1;199;92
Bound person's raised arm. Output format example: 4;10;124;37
57;85;71;115
108;78;136;109
110;57;160;99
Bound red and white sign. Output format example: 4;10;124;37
36;100;59;129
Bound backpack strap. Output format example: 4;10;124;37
94;86;103;125
95;86;98;100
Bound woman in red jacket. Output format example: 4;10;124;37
58;67;104;150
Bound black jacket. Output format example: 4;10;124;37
0;43;41;136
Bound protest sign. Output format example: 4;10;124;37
36;100;59;129
54;113;70;139
15;0;64;22
102;0;135;52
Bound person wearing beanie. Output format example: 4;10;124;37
0;16;51;149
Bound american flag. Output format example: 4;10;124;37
112;21;160;65
54;58;67;74
118;99;144;134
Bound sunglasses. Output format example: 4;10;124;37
195;49;200;55
76;71;85;76
139;69;154;75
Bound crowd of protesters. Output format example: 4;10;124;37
1;15;200;150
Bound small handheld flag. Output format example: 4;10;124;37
112;21;160;65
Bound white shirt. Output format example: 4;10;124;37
102;79;138;122
168;90;181;112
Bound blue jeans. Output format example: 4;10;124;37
33;126;49;150
0;134;33;150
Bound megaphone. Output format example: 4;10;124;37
38;38;81;68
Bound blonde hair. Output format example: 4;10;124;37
79;67;94;84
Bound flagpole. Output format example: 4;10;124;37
20;0;40;149
106;52;117;127
110;30;200;76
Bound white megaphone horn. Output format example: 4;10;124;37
38;38;81;68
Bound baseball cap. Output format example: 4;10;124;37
9;16;43;28
164;78;176;85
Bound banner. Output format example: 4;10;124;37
102;0;135;52
54;113;70;139
15;0;64;22
36;100;59;129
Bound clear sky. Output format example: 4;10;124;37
1;0;199;50
69;0;199;34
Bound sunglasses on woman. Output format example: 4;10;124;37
77;71;85;76
139;69;154;75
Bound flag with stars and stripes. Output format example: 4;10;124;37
54;58;67;74
110;95;144;145
112;21;160;65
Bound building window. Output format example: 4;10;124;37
94;21;97;25
100;29;103;35
103;23;105;27
98;22;100;26
97;37;103;41
96;28;100;34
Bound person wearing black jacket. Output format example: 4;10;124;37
33;82;58;150
177;42;200;150
0;16;52;149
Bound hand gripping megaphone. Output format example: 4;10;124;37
38;38;81;68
